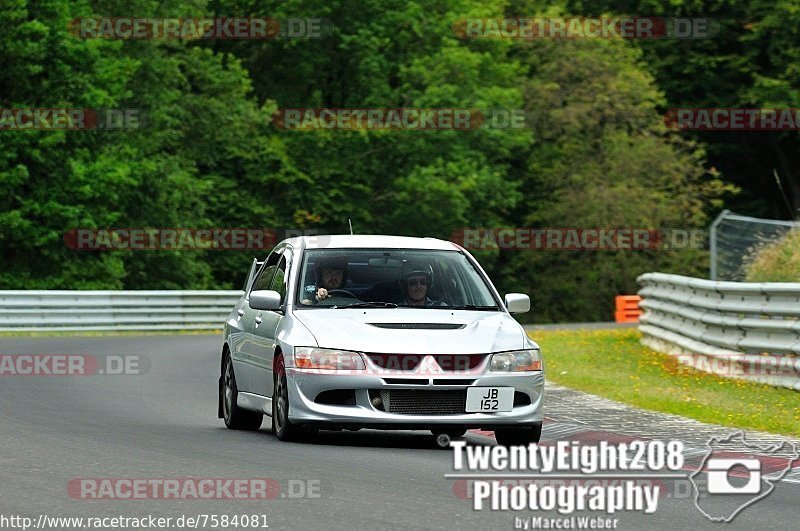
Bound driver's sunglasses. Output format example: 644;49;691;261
407;277;428;287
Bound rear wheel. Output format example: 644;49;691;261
222;355;263;431
494;424;542;446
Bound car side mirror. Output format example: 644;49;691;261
249;290;282;311
504;293;530;314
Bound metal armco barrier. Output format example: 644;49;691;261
637;273;800;390
0;291;242;332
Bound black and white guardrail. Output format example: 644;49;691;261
637;273;800;390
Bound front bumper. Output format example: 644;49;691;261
286;369;544;429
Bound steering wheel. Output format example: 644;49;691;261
327;289;358;299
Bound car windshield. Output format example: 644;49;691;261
296;248;499;310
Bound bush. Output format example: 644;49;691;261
745;230;800;282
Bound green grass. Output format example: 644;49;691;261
531;328;800;437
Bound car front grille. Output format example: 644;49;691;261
371;389;466;415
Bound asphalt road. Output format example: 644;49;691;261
1;334;798;530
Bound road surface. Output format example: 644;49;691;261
1;334;797;529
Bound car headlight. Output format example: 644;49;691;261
294;347;366;370
490;349;542;372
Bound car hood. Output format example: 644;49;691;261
292;309;528;354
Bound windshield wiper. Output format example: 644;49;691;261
445;304;499;311
333;302;398;309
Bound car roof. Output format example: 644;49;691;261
284;235;461;251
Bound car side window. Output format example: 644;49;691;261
251;248;283;294
268;256;288;304
254;265;277;291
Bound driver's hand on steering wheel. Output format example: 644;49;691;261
315;287;329;301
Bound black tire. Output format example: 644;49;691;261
494;424;542;446
222;354;263;431
432;429;467;439
272;354;312;441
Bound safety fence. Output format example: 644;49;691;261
637;273;800;390
0;291;242;332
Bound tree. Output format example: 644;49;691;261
0;0;292;289
498;26;730;321
566;0;800;219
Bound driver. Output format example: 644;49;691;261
302;257;348;304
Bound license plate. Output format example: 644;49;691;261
466;387;514;413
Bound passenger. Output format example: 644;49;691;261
401;265;438;307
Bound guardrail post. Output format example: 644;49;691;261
708;209;730;281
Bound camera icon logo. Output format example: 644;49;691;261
690;431;799;522
706;458;761;494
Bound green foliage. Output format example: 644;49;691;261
744;230;800;282
495;19;731;321
565;0;800;218
1;0;749;321
0;0;290;289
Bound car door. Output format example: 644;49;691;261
250;247;292;397
227;258;263;393
235;247;283;394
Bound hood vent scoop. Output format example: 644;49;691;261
368;323;466;330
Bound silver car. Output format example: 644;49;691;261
217;235;544;445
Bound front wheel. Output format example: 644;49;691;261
494;424;542;446
272;354;313;441
222;355;263;431
431;428;467;439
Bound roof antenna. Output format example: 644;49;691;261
348;218;354;235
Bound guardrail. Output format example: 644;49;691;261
637;273;800;390
0;291;242;332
